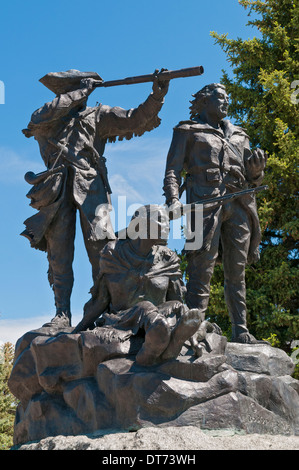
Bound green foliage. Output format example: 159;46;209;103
0;343;17;450
291;343;299;379
208;0;299;353
205;265;232;339
262;332;281;347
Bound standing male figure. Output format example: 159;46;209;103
163;83;267;343
22;69;169;327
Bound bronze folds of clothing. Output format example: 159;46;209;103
163;117;264;340
22;80;167;317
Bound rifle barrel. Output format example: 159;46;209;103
191;185;269;207
94;66;204;88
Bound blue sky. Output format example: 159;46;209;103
0;0;258;343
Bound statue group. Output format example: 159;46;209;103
22;68;268;367
8;68;299;446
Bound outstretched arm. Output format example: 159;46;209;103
96;70;170;142
73;275;110;333
163;126;189;218
22;79;97;138
30;80;96;125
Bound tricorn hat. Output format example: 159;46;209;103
39;69;103;95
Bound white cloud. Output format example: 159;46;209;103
106;136;169;205
0;146;44;183
0;317;49;345
104;136;171;233
0;313;82;345
109;173;144;203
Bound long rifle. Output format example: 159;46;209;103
93;66;204;88
112;185;270;237
167;185;269;220
191;185;269;209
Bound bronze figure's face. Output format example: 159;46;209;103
189;83;229;124
206;86;229;121
128;205;170;244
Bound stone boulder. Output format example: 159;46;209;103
225;342;295;376
15;426;299;451
8;325;299;446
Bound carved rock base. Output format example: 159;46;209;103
8;326;299;445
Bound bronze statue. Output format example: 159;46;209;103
21;69;170;327
73;205;203;366
163;83;267;344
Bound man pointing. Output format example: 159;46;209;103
22;69;169;327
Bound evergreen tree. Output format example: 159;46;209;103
0;343;17;450
205;0;299;350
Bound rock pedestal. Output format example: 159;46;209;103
8;325;299;446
